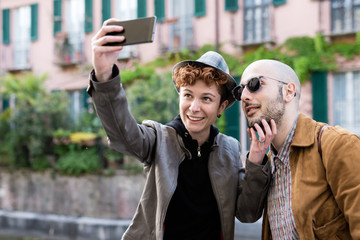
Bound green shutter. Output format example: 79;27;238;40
82;88;89;109
137;0;147;18
194;0;206;17
273;0;286;6
53;0;62;36
311;71;328;123
85;0;93;33
225;0;238;12
2;9;10;44
154;0;165;22
31;4;38;41
225;76;240;140
102;0;111;23
2;97;9;111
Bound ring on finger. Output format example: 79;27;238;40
258;139;265;143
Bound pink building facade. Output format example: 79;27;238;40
1;0;359;150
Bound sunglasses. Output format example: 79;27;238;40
232;76;292;101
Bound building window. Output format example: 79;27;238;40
64;0;85;63
333;71;360;135
13;6;31;70
115;0;138;59
169;0;194;52
331;0;360;34
244;0;271;44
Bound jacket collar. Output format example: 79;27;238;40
291;113;317;148
166;115;219;159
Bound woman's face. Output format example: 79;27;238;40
179;79;227;145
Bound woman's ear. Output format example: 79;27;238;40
218;100;228;116
284;83;296;103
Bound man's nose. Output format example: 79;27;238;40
241;86;252;101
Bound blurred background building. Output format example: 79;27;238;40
1;0;359;147
0;0;359;238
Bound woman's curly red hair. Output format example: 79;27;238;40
173;63;228;103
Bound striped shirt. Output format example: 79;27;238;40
268;117;299;239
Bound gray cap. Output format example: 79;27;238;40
172;51;236;108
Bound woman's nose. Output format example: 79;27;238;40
189;99;200;112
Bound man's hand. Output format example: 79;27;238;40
247;119;277;165
91;18;125;82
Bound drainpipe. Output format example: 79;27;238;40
215;0;219;52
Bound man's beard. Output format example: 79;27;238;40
246;94;285;132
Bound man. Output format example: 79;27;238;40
87;18;275;240
232;59;360;239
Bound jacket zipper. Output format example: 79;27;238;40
207;145;225;239
197;146;201;157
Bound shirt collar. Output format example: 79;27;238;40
270;115;299;170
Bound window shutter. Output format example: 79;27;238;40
225;0;238;12
102;0;111;23
194;0;206;17
82;88;89;109
2;97;9;111
85;0;93;33
154;0;165;22
31;4;38;41
2;9;10;44
53;0;62;36
225;76;240;140
273;0;286;6
312;71;328;123
137;0;147;18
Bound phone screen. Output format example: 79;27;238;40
104;16;157;46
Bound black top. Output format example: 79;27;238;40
164;115;221;240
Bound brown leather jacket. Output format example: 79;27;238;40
88;68;271;240
262;113;360;239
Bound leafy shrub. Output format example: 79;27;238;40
55;146;101;176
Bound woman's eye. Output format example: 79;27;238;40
203;97;212;102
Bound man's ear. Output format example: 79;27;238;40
284;83;296;103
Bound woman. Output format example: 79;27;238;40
88;18;275;240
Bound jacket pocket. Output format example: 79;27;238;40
313;212;351;240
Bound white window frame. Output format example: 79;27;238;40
331;0;360;34
114;0;138;59
169;0;194;52
244;0;271;44
13;6;31;70
332;71;360;135
65;0;85;63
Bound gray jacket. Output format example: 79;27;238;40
87;68;271;240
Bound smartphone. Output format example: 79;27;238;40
104;16;157;46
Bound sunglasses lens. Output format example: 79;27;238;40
247;77;261;92
232;85;243;101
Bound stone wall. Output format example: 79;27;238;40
0;169;146;219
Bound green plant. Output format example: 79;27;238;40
0;73;71;169
126;71;179;124
104;147;123;162
55;146;101;176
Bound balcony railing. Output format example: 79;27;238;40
54;32;84;67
